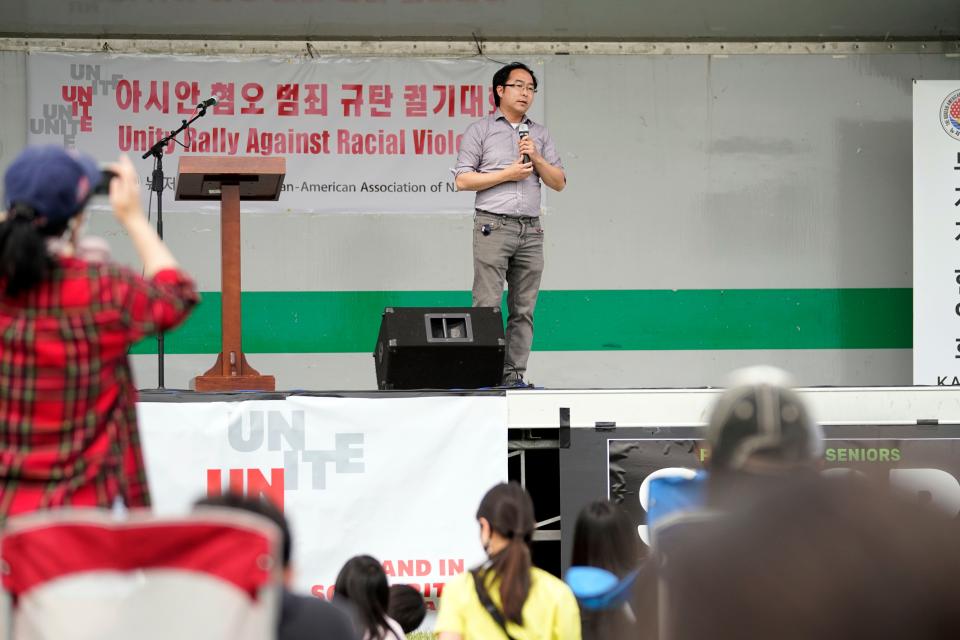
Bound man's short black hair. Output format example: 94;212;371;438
492;62;538;108
195;492;292;568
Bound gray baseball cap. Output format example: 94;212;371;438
705;367;824;473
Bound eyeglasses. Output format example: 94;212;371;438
503;83;537;94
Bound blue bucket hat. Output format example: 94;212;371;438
4;146;103;225
565;566;640;611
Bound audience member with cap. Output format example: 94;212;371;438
634;366;826;640
0;145;198;521
642;366;824;537
702;365;824;508
435;481;581;639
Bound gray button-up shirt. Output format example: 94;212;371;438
454;109;564;217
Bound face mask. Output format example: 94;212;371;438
479;520;491;553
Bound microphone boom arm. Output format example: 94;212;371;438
141;105;211;161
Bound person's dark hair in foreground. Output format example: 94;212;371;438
666;476;960;640
387;584;427;634
571;499;642;577
570;500;644;640
195;493;359;640
0;202;69;297
335;555;404;639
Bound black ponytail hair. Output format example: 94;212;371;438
571;499;643;577
0;204;68;297
334;555;393;639
476;482;536;625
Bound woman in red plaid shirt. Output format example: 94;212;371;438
0;146;198;520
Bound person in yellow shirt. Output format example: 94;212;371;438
436;482;581;640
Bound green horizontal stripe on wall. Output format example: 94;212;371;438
129;288;912;355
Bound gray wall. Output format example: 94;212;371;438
2;0;957;39
1;49;958;389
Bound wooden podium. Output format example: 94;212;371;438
176;156;285;391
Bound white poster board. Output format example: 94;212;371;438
913;80;960;385
137;395;507;606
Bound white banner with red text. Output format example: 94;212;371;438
137;395;507;606
26;52;544;213
913;81;960;384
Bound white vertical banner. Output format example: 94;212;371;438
137;395;507;603
913;81;960;385
26;52;545;213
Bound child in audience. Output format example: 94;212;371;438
335;555;406;639
388;584;427;634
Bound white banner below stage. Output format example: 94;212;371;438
913;81;960;385
137;395;507;604
27;52;545;213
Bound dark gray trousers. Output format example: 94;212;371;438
472;211;544;382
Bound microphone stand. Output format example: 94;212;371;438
141;104;212;389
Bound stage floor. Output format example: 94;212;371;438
138;385;960;429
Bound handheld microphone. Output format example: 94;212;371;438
196;96;218;110
518;123;529;163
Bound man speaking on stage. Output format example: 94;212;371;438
454;62;566;387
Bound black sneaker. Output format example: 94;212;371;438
501;373;534;388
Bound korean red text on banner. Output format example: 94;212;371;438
26;53;542;213
241;83;266;115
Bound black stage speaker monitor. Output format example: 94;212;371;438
374;307;505;390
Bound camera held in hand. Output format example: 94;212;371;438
92;167;119;196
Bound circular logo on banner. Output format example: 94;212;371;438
942;89;960;141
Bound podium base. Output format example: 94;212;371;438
191;374;276;392
191;352;276;391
